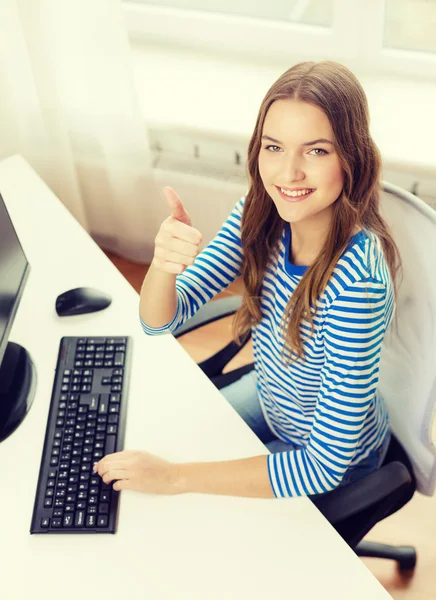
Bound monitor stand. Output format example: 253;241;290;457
0;342;37;443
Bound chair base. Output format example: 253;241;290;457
355;541;417;571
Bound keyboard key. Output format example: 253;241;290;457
86;515;96;527
97;515;108;527
105;435;116;456
63;514;74;527
114;353;124;366
75;511;85;527
88;338;106;345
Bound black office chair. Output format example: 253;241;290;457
173;182;436;572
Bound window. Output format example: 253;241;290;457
384;0;436;54
124;0;436;80
136;0;333;27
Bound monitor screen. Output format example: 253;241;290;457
0;190;30;368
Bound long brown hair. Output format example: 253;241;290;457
232;61;402;363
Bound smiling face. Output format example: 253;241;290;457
258;99;344;227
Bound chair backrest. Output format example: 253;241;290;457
378;181;436;496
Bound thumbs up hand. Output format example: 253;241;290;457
165;186;192;227
152;187;203;274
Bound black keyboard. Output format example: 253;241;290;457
30;336;132;534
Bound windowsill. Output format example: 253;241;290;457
130;40;436;179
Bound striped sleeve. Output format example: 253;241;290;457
140;195;245;335
267;277;389;498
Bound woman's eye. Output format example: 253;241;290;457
309;148;328;156
265;145;281;152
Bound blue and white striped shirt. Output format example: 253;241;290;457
141;195;394;498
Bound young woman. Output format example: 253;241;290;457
94;61;401;500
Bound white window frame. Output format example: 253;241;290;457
123;0;436;81
356;0;436;80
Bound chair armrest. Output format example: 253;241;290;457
173;295;243;338
310;461;412;525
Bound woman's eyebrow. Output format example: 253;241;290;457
261;135;334;146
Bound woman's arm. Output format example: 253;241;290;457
94;450;275;498
140;194;246;336
175;455;274;498
139;263;178;328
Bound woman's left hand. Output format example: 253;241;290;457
93;450;182;495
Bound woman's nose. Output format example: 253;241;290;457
283;156;305;182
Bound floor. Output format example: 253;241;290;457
104;248;436;599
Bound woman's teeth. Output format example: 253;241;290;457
280;187;313;197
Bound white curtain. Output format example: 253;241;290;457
0;0;159;262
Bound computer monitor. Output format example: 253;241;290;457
0;189;36;443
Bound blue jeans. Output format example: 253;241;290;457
220;370;391;488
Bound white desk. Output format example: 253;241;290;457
0;155;391;600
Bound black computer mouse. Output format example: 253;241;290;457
55;287;112;317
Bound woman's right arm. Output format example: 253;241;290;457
140;187;246;334
139;264;178;329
